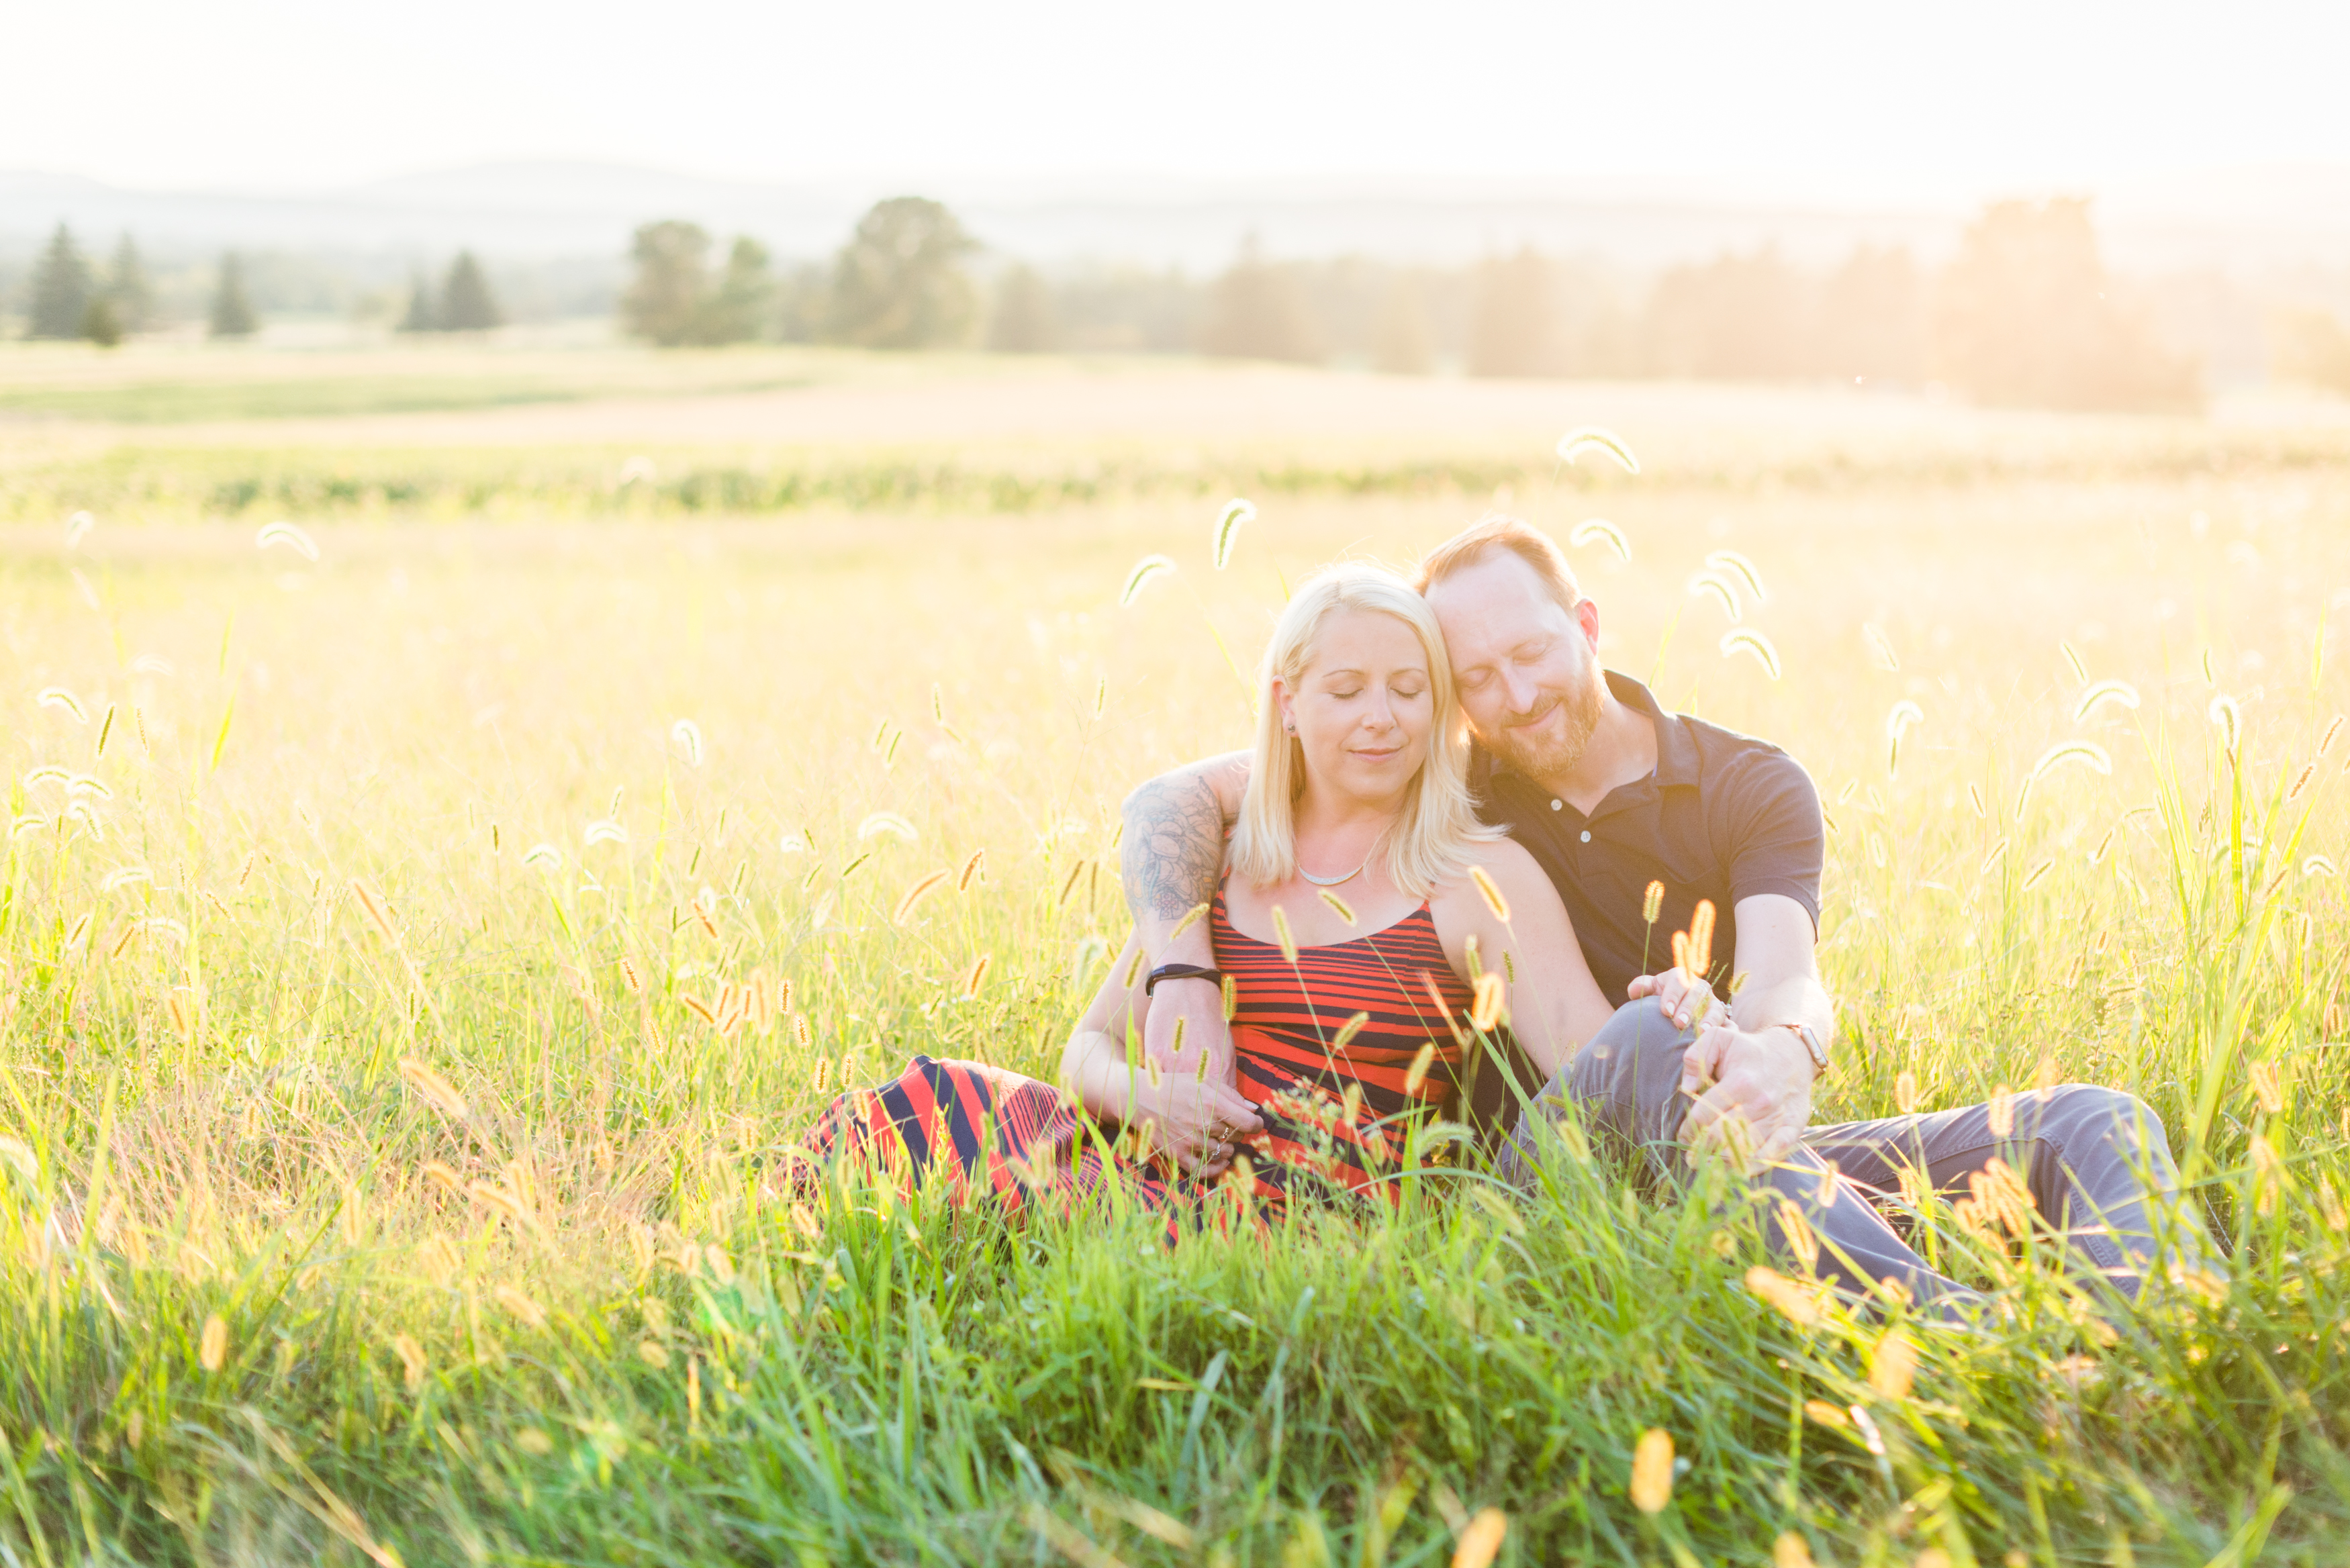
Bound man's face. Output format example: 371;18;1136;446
1425;550;1604;780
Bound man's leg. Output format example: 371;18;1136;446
1500;1001;1984;1316
1805;1083;2214;1302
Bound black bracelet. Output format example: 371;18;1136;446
1145;964;1224;996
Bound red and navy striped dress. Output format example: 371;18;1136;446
794;891;1480;1222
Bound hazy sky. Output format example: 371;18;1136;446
11;0;2349;197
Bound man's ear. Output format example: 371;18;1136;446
1574;597;1601;653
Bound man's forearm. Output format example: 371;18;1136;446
1119;768;1231;957
1731;975;1836;1060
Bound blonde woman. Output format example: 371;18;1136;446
796;562;1679;1217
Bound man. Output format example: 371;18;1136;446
1120;516;2208;1315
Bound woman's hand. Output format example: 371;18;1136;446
1129;1071;1262;1177
1626;965;1721;1032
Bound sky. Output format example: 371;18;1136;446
8;0;2350;201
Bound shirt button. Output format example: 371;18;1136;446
1550;799;1562;811
1579;830;1592;843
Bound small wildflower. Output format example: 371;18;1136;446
1628;1428;1674;1514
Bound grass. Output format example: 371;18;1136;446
3;352;2350;1564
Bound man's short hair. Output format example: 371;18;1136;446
1414;514;1585;613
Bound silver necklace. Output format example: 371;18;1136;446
1299;858;1368;887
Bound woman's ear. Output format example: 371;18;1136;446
1271;679;1297;736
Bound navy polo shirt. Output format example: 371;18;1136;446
1474;671;1824;1005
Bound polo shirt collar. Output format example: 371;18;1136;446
1605;671;1700;789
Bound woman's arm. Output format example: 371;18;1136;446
1431;842;1616;1081
1060;930;1262;1175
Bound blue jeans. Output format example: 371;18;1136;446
1499;1002;2213;1314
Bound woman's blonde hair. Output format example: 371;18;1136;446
1229;561;1499;897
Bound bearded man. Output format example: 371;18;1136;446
1119;515;2212;1318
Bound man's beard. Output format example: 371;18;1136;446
1479;668;1603;781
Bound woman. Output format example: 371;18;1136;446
798;563;1686;1220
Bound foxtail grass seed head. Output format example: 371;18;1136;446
422;1160;463;1195
1332;1011;1370;1052
856;811;917;842
255;520;320;561
1470;972;1507;1032
1464;933;1482;975
95;702;114;756
1777;1199;1820;1271
516;1426;553;1456
1271;905;1299;965
957;848;987;891
1319;889;1357;924
1470;865;1511;921
522;843;563;871
162;987;196;1038
2322;715;2346;756
583;818;628;848
2209;693;2241;754
1989;1085;2015;1138
1556;425;1640;474
620;956;644;994
1221;973;1238;1020
1169;901;1211;941
1671;929;1691;974
1094;674;1107;716
1687;899;1716;975
2250;1060;2284;1116
493;1284;547;1329
1895;1070;1919;1112
2305;854;2339;878
1642;880;1664;924
2073;679;2141;723
1705;548;1766;601
1869;1330;1917;1400
393;1334;427;1390
1060;859;1089;904
199;1314;229;1371
812;1055;833;1094
639;1339;671;1369
682;993;719;1026
2201;647;2217;686
399;1063;467;1124
1967;783;1985;818
2289;762;2317;801
1452;1508;1508;1568
2022;858;2054;891
1773;1534;1816;1568
1120;554;1178;606
1744;1265;1821;1328
350;878;397;941
893;869;949;923
2032;1052;2061;1095
1689;572;1742;622
1720;628;1781;679
793;1012;813;1047
1628;1428;1674;1514
1121;946;1146;990
1212;497;1255;569
36;687;89;724
2027;741;2115;797
2061;640;2088;684
1568;518;1632;562
959;953;991;999
1405;1041;1438;1095
670;718;704;767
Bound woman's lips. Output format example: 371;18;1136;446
1351;746;1401;762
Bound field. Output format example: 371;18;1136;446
5;340;2350;1566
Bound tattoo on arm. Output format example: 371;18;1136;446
1121;773;1227;924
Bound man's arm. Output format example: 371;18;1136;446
1117;752;1252;1078
1676;893;1833;1165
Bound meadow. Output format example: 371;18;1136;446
5;341;2350;1565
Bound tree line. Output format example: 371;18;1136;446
616;195;2206;411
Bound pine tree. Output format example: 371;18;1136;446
25;224;91;340
209;253;258;338
107;234;152;334
398;270;437;333
81;295;123;348
438;252;502;332
620;222;712;347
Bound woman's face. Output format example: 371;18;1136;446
1274;609;1433;805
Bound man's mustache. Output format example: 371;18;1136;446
1497;694;1561;729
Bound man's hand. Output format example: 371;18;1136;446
1129;1068;1262;1177
1626;966;1720;1032
1678;1022;1815;1169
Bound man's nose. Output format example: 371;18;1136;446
1500;666;1537;715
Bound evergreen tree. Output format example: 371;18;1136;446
620;221;712;346
1196;238;1319;363
25;224;91;340
398;271;437;332
696;237;772;344
438;251;502;332
826;197;978;350
209;253;258;338
107;234;152;334
987;265;1057;353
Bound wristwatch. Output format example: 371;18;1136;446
1771;1020;1831;1077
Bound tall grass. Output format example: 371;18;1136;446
3;458;2349;1565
